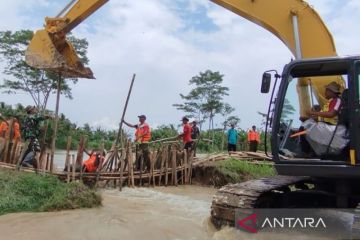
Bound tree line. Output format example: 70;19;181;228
0;30;278;152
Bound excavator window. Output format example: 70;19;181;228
278;68;349;161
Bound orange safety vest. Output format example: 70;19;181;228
135;123;151;143
0;121;21;140
247;130;260;143
83;154;99;172
0;122;7;137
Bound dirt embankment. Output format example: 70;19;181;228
192;162;248;187
192;158;275;188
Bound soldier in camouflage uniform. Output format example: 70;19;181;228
21;106;51;168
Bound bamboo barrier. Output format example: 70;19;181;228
0;130;272;191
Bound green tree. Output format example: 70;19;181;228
174;70;230;132
281;98;296;122
0;30;90;111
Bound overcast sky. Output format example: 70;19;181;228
0;0;359;133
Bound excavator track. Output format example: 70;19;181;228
210;175;310;228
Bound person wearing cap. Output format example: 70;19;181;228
123;115;151;171
191;120;200;157
298;81;347;157
307;81;342;125
21;106;51;168
178;117;194;151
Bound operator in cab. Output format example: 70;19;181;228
307;81;342;125
300;81;348;157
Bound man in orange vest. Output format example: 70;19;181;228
82;150;104;173
123;115;151;171
247;125;260;152
0;117;21;141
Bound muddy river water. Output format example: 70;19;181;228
0;186;338;240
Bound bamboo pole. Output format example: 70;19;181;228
50;74;62;173
115;73;136;148
181;151;187;184
10;138;19;165
139;151;143;186
39;121;49;170
71;154;75;181
171;147;177;186
66;151;70;183
188;150;193;184
65;136;72;169
127;143;135;187
158;147;165;186
96;140;105;187
165;146;169;186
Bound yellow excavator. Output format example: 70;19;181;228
26;0;360;235
25;0;342;112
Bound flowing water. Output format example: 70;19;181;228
0;185;340;240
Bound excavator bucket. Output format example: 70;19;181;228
25;30;94;79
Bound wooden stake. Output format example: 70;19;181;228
115;74;136;148
50;74;62;173
165;146;169;186
127;143;135;187
66;151;70;183
71;154;75;181
65;136;72;169
171;147;177;186
158;147;165;186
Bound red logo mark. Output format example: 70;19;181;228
237;213;258;233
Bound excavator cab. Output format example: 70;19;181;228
263;56;360;178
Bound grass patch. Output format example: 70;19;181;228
215;158;276;183
0;170;101;215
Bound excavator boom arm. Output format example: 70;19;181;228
211;0;337;58
47;0;109;34
211;0;342;115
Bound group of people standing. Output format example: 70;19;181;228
227;124;260;153
0;106;51;168
121;115;201;172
